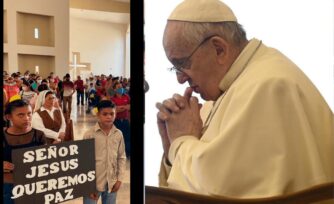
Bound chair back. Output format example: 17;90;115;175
145;182;334;204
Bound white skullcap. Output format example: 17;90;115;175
168;0;237;23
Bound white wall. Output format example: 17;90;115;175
70;17;128;76
144;0;334;186
125;24;131;78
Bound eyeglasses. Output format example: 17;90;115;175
168;35;218;75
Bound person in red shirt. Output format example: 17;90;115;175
101;74;107;89
3;76;20;102
62;74;75;117
74;75;85;106
111;82;130;159
95;79;104;102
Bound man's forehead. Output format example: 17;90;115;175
100;108;116;113
164;21;185;40
46;94;56;99
14;106;32;113
164;22;193;58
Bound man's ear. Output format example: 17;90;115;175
5;114;11;121
210;36;229;64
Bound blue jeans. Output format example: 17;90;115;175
77;90;84;105
3;183;14;204
83;184;117;204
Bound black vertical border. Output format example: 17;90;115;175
130;0;144;204
1;0;5;195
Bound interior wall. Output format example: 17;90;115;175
4;10;8;43
4;53;9;71
70;17;127;77
70;0;130;13
125;25;130;78
3;0;69;77
17;12;55;46
18;54;55;78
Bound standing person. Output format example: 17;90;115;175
105;78;114;98
36;76;43;86
29;79;38;92
23;71;30;80
19;80;38;111
57;77;64;107
3;89;9;130
3;100;47;204
82;100;126;204
32;90;66;144
62;74;75;117
111;82;130;159
87;83;98;113
12;73;23;89
50;72;59;84
3;76;20;102
95;80;104;102
74;75;85;106
101;74;107;91
49;76;57;94
85;78;90;105
155;0;334;199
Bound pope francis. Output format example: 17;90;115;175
155;0;334;202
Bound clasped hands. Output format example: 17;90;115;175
156;87;203;158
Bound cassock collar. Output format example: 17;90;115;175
219;38;262;92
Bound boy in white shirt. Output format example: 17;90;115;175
82;100;126;204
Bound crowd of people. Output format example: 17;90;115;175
3;70;131;204
3;71;131;116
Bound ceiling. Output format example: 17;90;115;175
70;8;130;24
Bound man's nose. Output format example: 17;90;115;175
176;71;189;84
24;115;31;121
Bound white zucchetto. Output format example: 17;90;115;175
168;0;237;23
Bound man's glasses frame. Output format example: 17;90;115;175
168;35;218;75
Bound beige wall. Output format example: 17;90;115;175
4;53;9;71
3;0;69;78
17;12;55;47
4;10;8;43
18;54;55;78
70;0;129;13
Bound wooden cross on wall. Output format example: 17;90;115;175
69;52;91;79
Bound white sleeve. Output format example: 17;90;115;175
32;112;59;140
59;110;66;133
116;132;127;181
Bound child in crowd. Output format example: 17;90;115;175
86;83;98;113
82;100;126;204
3;76;20;102
3;100;47;204
20;80;38;111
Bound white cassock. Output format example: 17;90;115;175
159;39;334;201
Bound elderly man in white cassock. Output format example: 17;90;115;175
155;0;334;202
